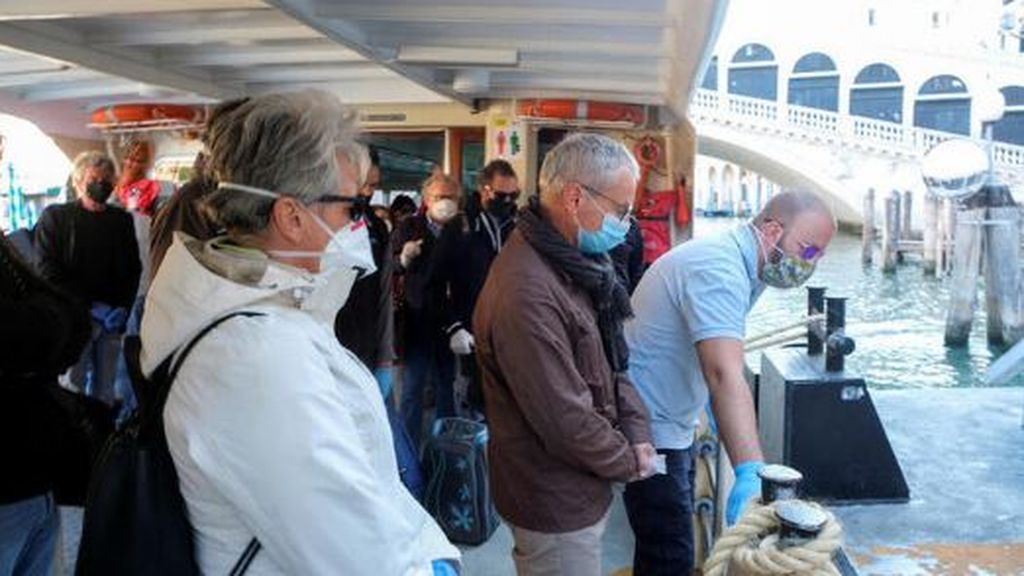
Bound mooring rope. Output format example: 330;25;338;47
703;501;843;576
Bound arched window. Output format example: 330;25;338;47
728;43;777;101
788;52;839;111
991;86;1024;145
849;63;903;123
914;74;970;135
701;55;718;90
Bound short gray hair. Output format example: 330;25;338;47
538;132;639;199
204;90;360;235
71;151;115;185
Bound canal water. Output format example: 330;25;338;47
693;217;1024;390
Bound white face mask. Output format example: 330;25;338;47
217;181;377;278
429;198;458;224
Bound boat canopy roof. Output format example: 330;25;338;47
0;0;727;139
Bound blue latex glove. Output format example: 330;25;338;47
373;366;395;398
432;559;461;576
726;460;764;525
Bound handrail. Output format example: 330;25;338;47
689;88;1024;177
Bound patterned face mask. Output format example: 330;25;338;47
752;224;817;289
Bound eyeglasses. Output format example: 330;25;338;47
485;185;521;203
578;182;632;222
314;194;366;221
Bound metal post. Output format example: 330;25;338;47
808;287;826;355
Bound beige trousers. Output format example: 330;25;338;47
510;507;610;576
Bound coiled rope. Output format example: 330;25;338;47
704;501;843;576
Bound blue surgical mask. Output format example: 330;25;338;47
578;211;629;254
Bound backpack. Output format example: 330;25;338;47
422;417;499;545
75;312;263;576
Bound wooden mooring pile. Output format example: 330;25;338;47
861;186;1024;347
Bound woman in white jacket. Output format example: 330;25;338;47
139;91;459;575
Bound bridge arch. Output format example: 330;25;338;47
696;123;861;225
729;43;778;101
914;74;971;135
789;52;839;112
850;62;903;123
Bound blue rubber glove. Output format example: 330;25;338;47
432;559;460;576
726;460;764;525
373;366;394;398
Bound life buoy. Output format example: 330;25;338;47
516;99;645;125
89;104;203;127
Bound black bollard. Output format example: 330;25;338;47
825;297;855;372
807;287;826;355
758;464;803;504
775;500;828;548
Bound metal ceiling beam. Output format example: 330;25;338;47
0;20;241;99
89;11;319;46
158;40;363;67
222;62;396;83
367;34;663;58
0;66;101;88
19;78;148;101
263;0;473;107
0;0;264;20
313;3;669;27
245;78;451;104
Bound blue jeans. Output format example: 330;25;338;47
0;494;60;576
623;447;696;576
68;320;122;407
112;296;146;425
400;336;455;451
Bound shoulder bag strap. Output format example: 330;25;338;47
164;311;266;575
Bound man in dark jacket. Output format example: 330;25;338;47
392;173;460;448
473;133;656;574
434;159;519;413
36;151;141;406
0;229;91;575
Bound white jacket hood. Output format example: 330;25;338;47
140;233;315;376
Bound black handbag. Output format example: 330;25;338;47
75;312;262;576
45;384;115;506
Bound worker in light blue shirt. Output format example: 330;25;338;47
622;190;836;575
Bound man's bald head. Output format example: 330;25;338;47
753;189;834;228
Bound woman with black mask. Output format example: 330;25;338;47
0;229;91;574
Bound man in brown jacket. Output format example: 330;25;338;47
474;132;657;575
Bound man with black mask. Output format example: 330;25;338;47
434;159;519;414
36;151;141;407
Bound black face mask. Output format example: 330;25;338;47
85;180;114;204
486;195;517;222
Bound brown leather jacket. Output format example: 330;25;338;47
473;230;652;533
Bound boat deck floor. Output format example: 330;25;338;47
59;388;1023;575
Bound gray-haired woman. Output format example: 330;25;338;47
140;90;460;575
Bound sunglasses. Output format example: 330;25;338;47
315;194;366;221
795;240;824;261
489;188;520;201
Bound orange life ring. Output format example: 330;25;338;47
516;99;645;125
89;104;203;127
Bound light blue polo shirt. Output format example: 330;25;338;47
625;223;763;449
